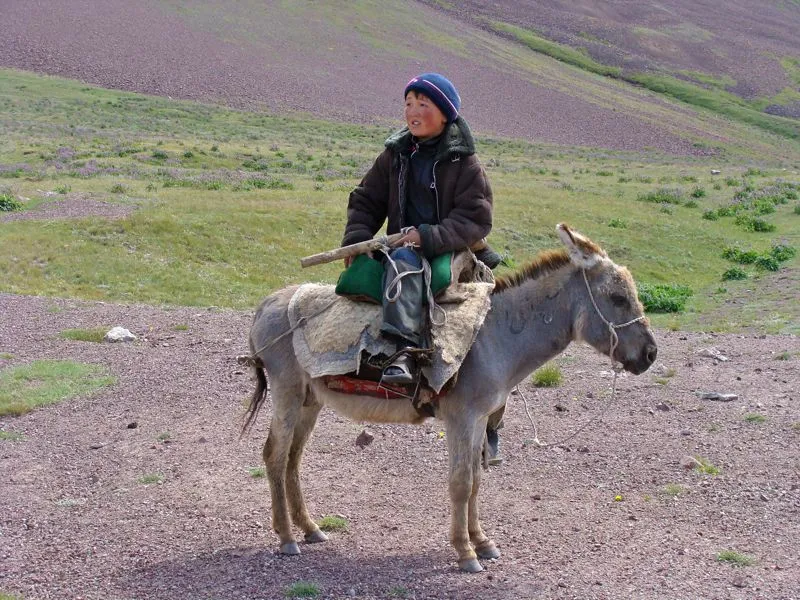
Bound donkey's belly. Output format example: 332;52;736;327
310;380;428;424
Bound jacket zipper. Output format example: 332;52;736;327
432;159;440;223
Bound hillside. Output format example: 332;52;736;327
422;0;800;114
1;0;798;158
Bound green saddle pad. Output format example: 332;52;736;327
335;252;452;303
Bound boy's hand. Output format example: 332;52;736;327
392;227;421;248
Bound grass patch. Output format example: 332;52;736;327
1;69;799;335
59;327;108;343
0;429;24;441
284;581;321;598
637;187;684;204
693;456;720;475
660;483;686;498
722;267;747;281
638;283;693;313
717;550;756;567
743;413;766;424
531;363;563;387
0;352;13;360
137;473;165;485
318;515;349;532
0;192;23;212
172;324;189;331
0;360;115;416
248;466;266;478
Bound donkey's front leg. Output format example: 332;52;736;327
445;414;489;572
468;461;500;561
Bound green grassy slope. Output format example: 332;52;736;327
1;70;798;333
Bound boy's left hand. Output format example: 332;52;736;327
392;227;421;248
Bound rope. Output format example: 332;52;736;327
250;297;339;357
520;268;645;448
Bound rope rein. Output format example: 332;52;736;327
520;268;645;448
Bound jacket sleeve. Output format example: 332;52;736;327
418;155;493;259
341;149;392;247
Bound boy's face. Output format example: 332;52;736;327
404;91;447;140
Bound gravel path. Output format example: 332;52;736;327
1;292;798;599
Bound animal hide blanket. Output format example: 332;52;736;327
288;282;494;393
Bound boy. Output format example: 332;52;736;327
342;73;504;463
342;72;500;383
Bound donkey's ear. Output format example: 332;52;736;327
556;223;607;268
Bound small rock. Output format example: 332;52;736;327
711;169;721;175
89;443;105;450
696;347;729;362
681;456;703;470
577;446;589;453
680;430;692;436
104;326;137;343
697;392;738;402
126;421;138;429
760;492;769;501
732;576;747;588
554;404;568;412
355;429;374;448
655;402;670;412
532;493;542;500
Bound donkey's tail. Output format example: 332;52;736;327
238;355;268;434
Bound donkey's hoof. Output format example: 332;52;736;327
458;557;484;573
475;541;500;560
280;541;301;555
305;529;328;544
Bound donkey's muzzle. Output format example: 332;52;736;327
624;342;657;375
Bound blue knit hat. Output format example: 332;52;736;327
404;73;461;123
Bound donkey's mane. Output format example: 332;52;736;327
493;248;572;293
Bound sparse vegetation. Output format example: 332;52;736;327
638;283;693;313
318;515;349;532
248;466;266;478
531;363;563;387
137;473;165;485
59;327;108;343
743;413;766;424
0;193;23;212
284;581;321;598
0;360;115;416
693;456;720;475
0;429;24;441
717;550;756;567
660;483;686;498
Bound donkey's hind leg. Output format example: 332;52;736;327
263;380;306;555
285;396;328;544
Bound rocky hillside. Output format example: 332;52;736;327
2;0;798;155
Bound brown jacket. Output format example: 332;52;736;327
342;117;493;260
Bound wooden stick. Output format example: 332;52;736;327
300;233;405;268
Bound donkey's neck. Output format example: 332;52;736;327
467;266;579;392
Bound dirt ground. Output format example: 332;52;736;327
1;289;798;600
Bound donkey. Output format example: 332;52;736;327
243;223;657;572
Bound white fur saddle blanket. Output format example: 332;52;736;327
288;282;494;393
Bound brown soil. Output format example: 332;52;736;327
1;292;798;600
0;194;138;223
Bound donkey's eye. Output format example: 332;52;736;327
610;294;629;308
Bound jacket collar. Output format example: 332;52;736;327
385;116;475;160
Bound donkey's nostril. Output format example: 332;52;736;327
646;345;658;364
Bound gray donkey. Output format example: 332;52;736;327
243;223;657;572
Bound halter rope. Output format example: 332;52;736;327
520;267;646;448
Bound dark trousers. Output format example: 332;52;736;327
380;247;425;347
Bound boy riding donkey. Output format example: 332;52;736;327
340;73;505;464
